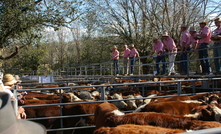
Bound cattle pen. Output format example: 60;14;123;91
11;74;221;134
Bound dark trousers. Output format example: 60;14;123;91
113;59;119;74
129;57;135;74
213;42;221;73
180;48;190;74
198;43;210;73
156;54;166;74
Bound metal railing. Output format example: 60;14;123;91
16;77;221;133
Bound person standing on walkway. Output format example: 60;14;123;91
197;21;212;75
179;24;191;75
151;38;166;75
189;26;202;75
129;44;140;75
162;32;178;76
123;45;131;75
211;18;221;75
111;45;120;76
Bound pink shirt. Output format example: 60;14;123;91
199;26;211;44
153;40;164;53
163;37;177;51
190;32;199;44
130;48;139;57
123;48;131;58
111;49;119;59
180;30;191;47
213;26;221;43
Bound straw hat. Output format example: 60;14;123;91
130;44;134;47
2;74;17;86
0;92;46;134
113;45;117;49
162;32;169;37
214;18;221;22
199;21;208;25
189;26;196;32
14;75;22;83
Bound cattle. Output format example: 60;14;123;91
94;102;221;131
134;101;202;115
124;95;137;110
109;93;127;110
63;101;102;134
93;124;186;134
184;103;221;122
25;106;61;129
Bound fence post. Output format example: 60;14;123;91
177;81;181;95
101;87;105;100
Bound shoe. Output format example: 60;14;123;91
171;73;175;75
180;72;187;75
129;74;133;76
155;73;160;75
116;74;119;76
165;73;171;76
124;74;128;76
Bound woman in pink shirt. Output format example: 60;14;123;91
151;38;166;75
123;45;131;75
129;44;140;75
111;45;120;75
162;32;177;76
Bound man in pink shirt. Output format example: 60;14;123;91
196;21;212;75
211;18;221;75
162;32;177;76
111;45;120;76
179;24;191;75
189;26;202;75
151;38;166;75
129;44;140;75
123;45;131;75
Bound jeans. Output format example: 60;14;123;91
113;59;119;74
213;42;221;73
180;48;190;74
129;57;135;74
198;43;210;73
123;58;129;74
156;54;166;74
168;51;177;73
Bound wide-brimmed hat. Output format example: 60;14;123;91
214;18;221;22
113;45;117;49
0;92;46;134
2;74;17;86
189;26;196;32
162;32;169;37
199;21;208;25
180;24;188;28
130;44;134;47
14;75;22;83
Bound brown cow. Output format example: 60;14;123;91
93;124;186;134
94;102;221;131
134;101;202;115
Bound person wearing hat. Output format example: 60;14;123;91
0;92;46;134
129;44;140;75
2;74;17;100
151;37;166;75
162;32;177;76
179;24;191;75
211;18;221;75
196;20;212;75
111;45;120;76
189;26;202;75
123;45;131;75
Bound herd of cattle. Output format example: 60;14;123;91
19;77;221;134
